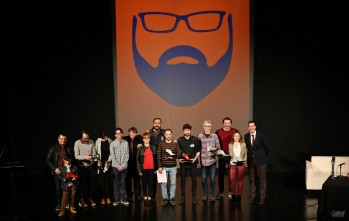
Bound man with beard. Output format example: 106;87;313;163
123;127;143;201
215;117;239;200
46;133;74;212
177;123;201;205
74;130;97;208
147;117;166;201
157;129;181;206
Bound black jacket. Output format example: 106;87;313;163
46;143;74;175
136;144;157;174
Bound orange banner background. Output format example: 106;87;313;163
115;0;250;137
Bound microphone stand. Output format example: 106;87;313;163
337;164;345;178
331;157;335;178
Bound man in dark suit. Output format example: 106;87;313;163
244;121;269;205
123;127;143;201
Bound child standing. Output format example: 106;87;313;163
57;155;79;217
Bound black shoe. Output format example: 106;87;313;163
209;195;215;203
216;192;224;200
192;196;198;204
179;196;185;205
202;195;208;202
169;198;176;206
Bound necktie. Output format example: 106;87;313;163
251;134;256;164
251;134;255;147
130;139;134;155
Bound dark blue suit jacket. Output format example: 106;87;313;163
244;132;269;165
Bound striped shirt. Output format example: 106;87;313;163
158;141;181;168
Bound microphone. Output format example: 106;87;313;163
338;162;346;167
331;156;335;163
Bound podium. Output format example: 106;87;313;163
317;176;349;220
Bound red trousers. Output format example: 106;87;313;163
229;165;246;195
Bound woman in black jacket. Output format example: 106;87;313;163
136;132;157;205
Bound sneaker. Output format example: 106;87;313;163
161;198;168;206
106;198;112;204
89;198;96;207
113;200;120;206
192;196;198;204
216;192;224;200
209;195;215;203
101;198;106;205
79;199;88;208
65;204;70;209
169;198;176;206
228;193;232;200
55;207;61;212
121;199;129;206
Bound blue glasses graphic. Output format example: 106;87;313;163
138;11;226;33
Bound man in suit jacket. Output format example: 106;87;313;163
244;121;269;205
123;127;143;201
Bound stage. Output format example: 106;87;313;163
1;170;325;221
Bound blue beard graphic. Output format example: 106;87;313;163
132;14;233;107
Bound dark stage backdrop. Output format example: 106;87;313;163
2;1;348;179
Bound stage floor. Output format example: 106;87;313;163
2;170;321;221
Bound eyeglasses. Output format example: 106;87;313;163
138;11;226;33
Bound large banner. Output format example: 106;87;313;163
115;0;250;137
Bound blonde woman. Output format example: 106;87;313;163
228;131;247;203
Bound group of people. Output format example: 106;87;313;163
46;117;269;217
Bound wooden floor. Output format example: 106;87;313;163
1;170;322;221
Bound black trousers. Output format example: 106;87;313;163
217;156;231;193
126;164;141;198
180;166;197;197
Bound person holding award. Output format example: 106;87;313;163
228;131;247;203
177;123;201;205
57;154;78;217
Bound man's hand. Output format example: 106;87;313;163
86;155;92;160
55;168;61;174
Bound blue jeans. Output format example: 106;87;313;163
201;164;216;195
54;175;63;208
112;167;128;200
161;166;177;199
